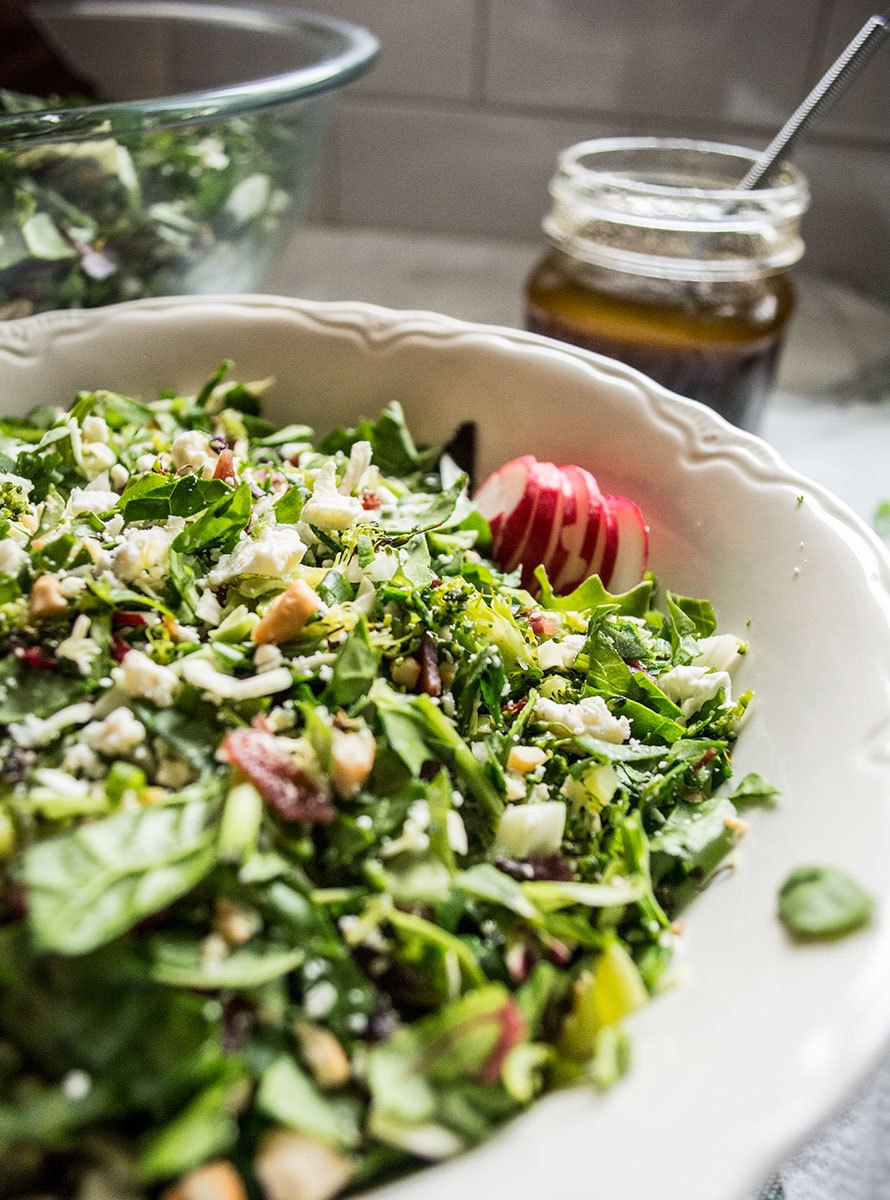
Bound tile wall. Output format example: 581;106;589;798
263;1;888;299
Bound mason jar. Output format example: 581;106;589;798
525;138;810;430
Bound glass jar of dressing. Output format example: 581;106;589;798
525;138;810;430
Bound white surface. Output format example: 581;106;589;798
2;295;890;1200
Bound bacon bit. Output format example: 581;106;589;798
501;695;528;719
111;635;132;663
479;1000;526;1085
360;491;382;511
18;646;56;671
213;448;236;483
220;728;335;825
417;632;442;698
251;712;275;734
693;747;719;772
527;610;558;638
112;611;149;628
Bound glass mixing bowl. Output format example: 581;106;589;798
0;0;378;318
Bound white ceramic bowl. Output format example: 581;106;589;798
3;295;890;1200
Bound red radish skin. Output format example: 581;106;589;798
474;455;535;558
553;465;602;593
606;495;649;592
543;471;578;586
473;456;649;594
592;488;619;587
507;461;565;586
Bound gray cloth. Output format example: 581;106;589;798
758;1054;890;1200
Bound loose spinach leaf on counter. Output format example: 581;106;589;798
778;866;874;940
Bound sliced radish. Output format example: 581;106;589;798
605;494;649;592
474;455;535;555
590;489;618;586
554;465;602;593
509;461;565;588
541;470;577;587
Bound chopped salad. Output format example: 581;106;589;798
0;369;766;1200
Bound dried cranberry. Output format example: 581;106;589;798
495;852;574;882
220;729;335;824
110;635;131;663
360;491;382;511
18;647;56;671
418;631;441;698
112;612;149;628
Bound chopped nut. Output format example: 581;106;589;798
252;580;322;646
255;1130;353;1200
297;1021;351;1088
214;898;262;947
28;574;67;621
161;1160;248;1200
724;815;750;833
506;745;547;774
331;726;376;798
390;656;421;689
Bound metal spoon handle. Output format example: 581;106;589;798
741;11;890;189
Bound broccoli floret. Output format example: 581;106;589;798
0;478;29;521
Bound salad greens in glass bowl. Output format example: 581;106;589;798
0;2;378;318
0;364;766;1200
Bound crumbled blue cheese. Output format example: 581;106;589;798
111;522;182;587
0;538;29;576
208;526;306;585
533;695;631;743
301;460;363;531
66;487;119;516
692;634;745;673
658;664;732;718
113;649;179;708
536;634;586;672
339;439;373;495
9;701;95;749
57;614;101;676
84;707;147;756
170;429;216;477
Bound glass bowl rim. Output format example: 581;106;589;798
0;0;379;146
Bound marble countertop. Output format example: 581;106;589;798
266;225;890;529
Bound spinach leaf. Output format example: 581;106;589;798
172;481;252;555
328;617;379;709
0;656;92;722
257;1056;360;1149
17;799;218;954
778;866;874;940
148;937;304;989
728;772;780;807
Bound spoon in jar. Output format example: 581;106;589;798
740;10;889;189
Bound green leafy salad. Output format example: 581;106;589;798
0;368;766;1200
1;89;306;320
